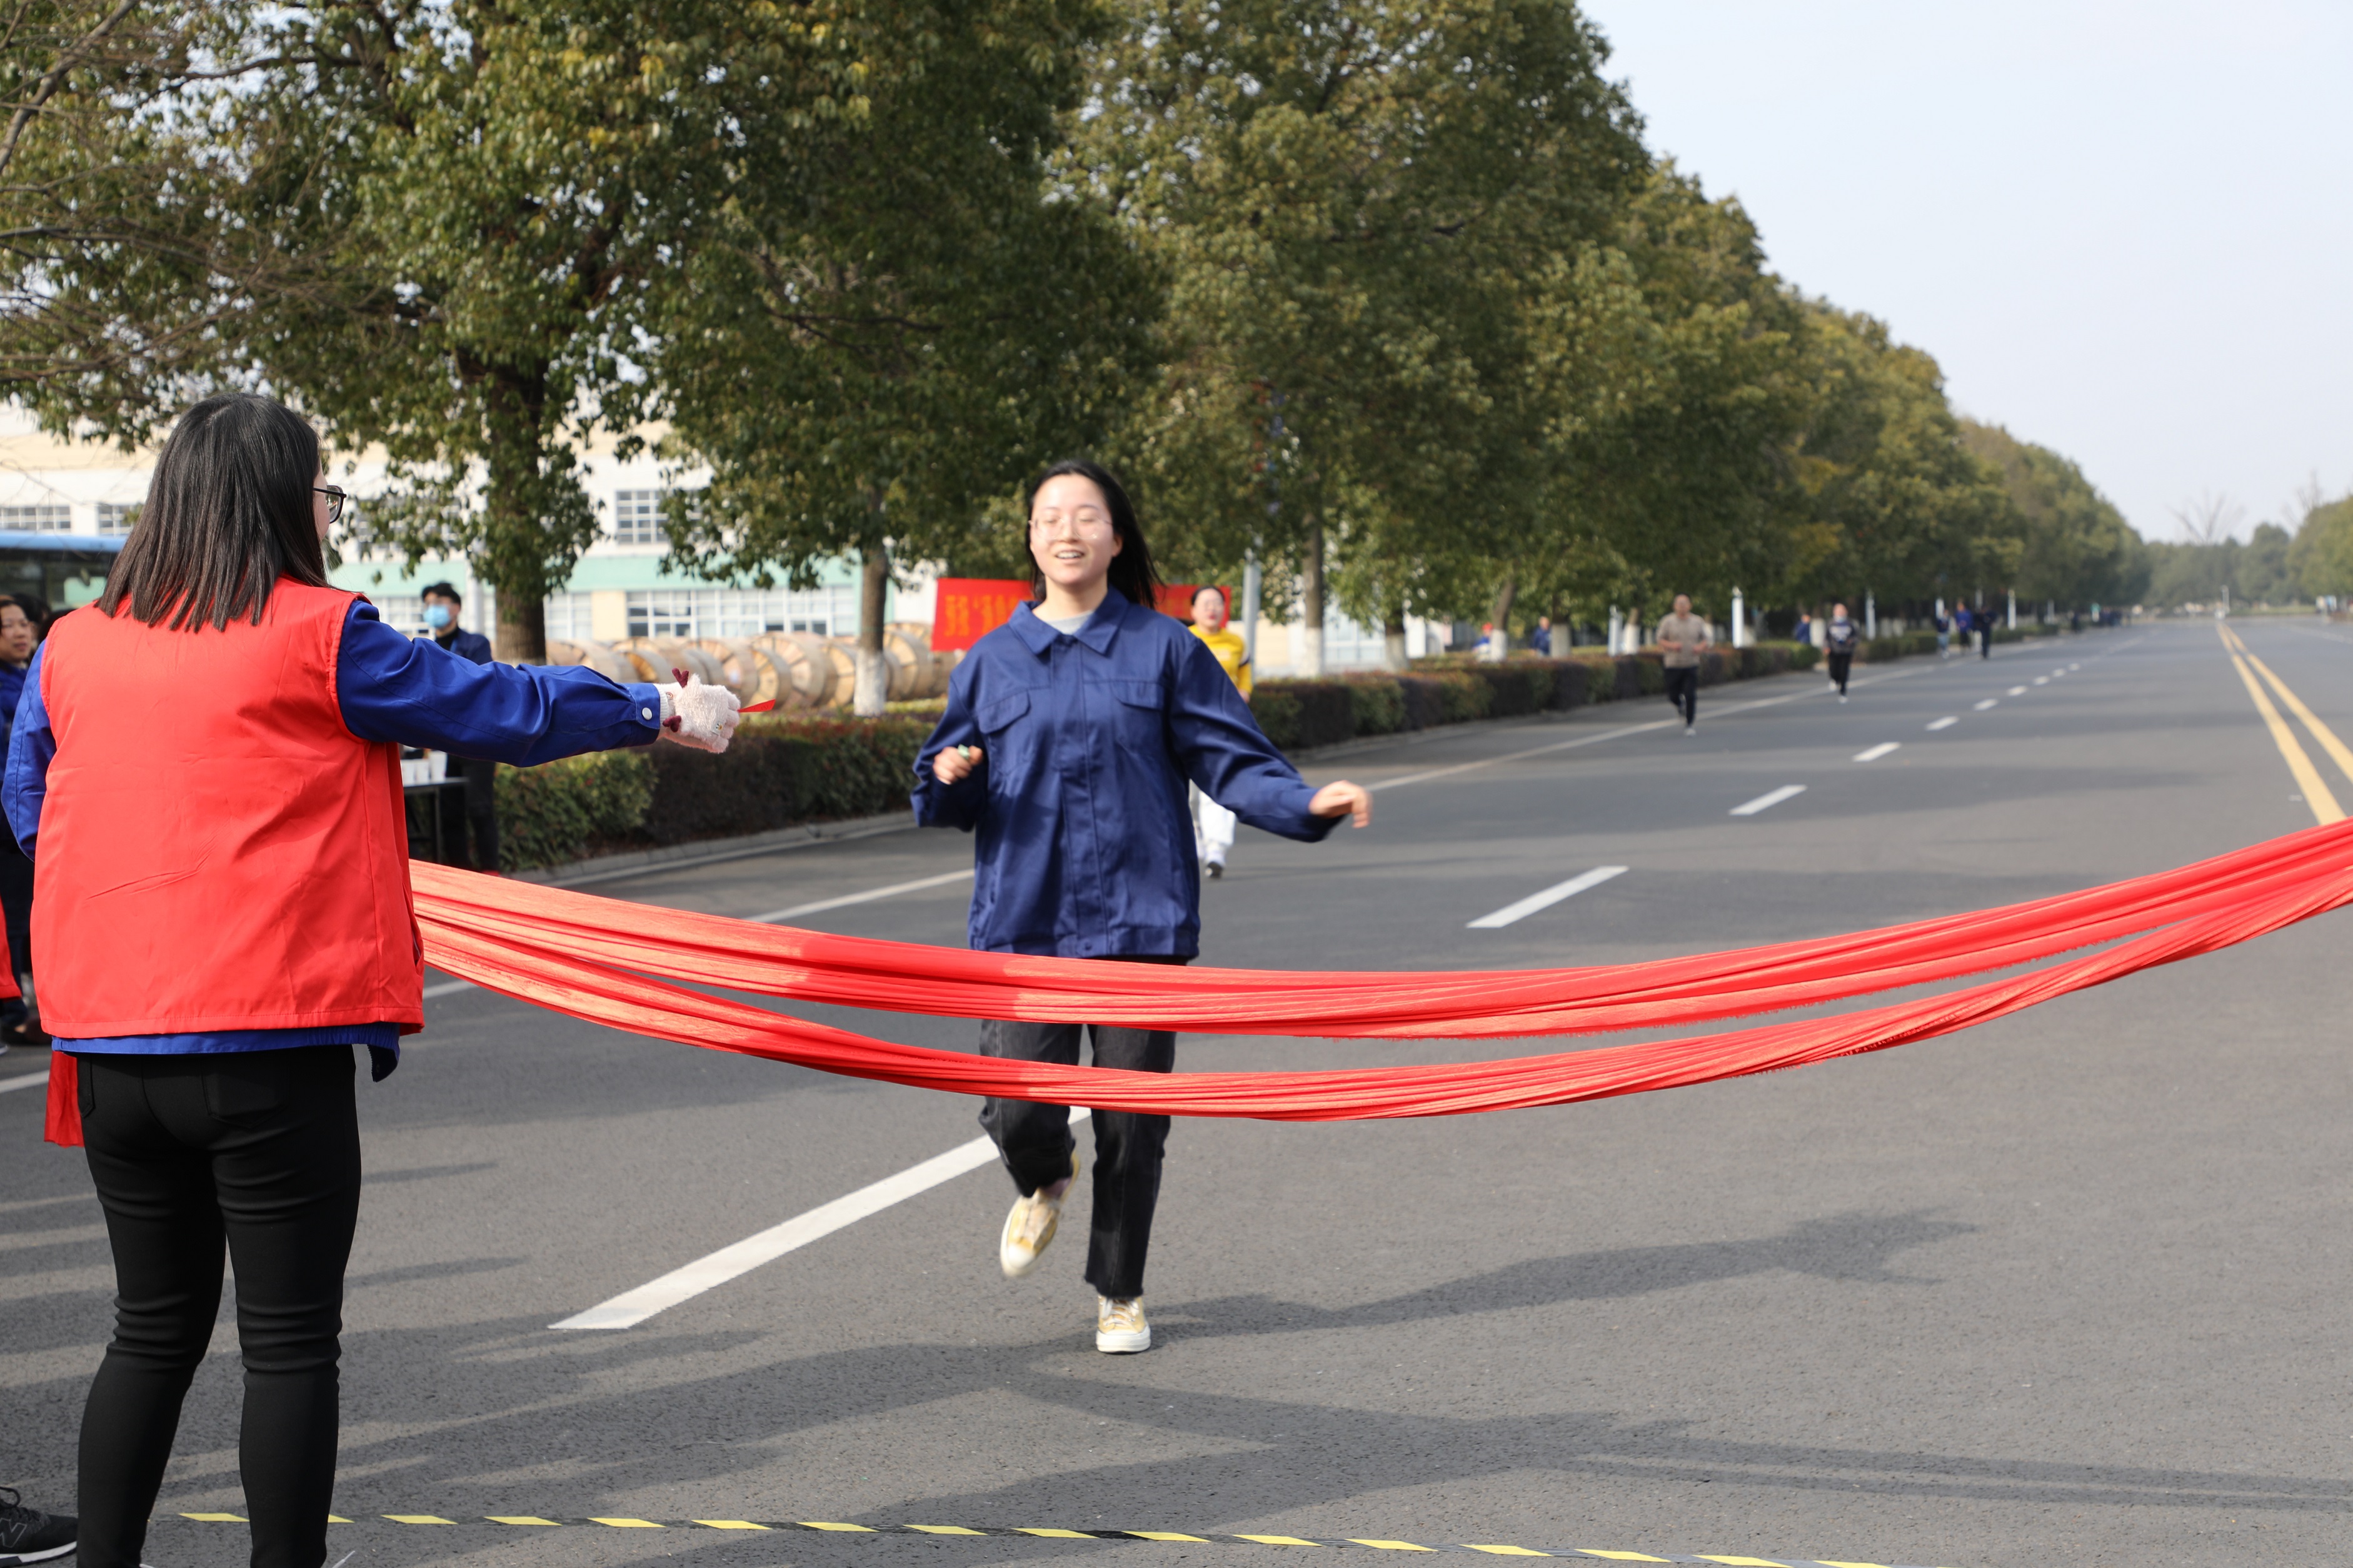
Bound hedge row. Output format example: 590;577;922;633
493;713;932;871
488;626;2048;871
1251;642;1820;751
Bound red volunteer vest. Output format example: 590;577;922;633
34;581;423;1037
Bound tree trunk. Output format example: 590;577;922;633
1299;519;1325;678
853;539;890;716
483;372;551;664
1383;602;1408;671
1487;573;1516;659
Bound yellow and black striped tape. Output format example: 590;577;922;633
177;1512;1953;1567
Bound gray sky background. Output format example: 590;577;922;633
1581;0;2351;542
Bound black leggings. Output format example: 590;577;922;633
1662;666;1698;724
1826;651;1854;694
75;1046;361;1568
977;957;1183;1299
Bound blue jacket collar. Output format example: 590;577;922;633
1008;587;1132;656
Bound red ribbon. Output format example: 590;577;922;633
42;820;2353;1146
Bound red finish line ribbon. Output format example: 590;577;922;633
41;821;2353;1147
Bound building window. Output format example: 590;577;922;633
613;489;665;546
374;596;431;637
0;504;73;533
1322;612;1387;669
96;503;136;535
543;592;596;642
623;586;861;641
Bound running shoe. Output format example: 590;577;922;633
1096;1294;1151;1353
0;1489;76;1566
1000;1151;1079;1279
1205;859;1225;879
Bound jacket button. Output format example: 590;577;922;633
640;706;653;719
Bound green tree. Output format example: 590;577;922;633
1958;420;2145;611
651;0;1159;712
1076;0;1647;669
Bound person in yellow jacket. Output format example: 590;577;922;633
1187;585;1250;877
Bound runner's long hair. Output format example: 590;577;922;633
1025;459;1164;611
101;392;329;630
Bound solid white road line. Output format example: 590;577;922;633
1853;742;1901;762
554;1107;1091;1331
0;1069;47;1096
1466;866;1628;930
1925;717;1958;731
423;869;979;1002
2008;686;2029;696
1730;784;1806;816
1973;699;1999;711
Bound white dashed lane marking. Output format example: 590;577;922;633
1925;717;1958;731
1730;784;1807;816
1973;699;1999;711
1466;866;1629;930
1853;742;1902;762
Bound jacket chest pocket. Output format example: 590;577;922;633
1103;680;1168;750
975;690;1035;788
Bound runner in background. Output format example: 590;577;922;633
1187;585;1250;878
1655;594;1711;735
913;459;1371;1356
1824;602;1859;701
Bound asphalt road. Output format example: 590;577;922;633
8;619;2353;1568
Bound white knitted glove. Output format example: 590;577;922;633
655;669;742;752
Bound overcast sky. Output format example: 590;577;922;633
1580;0;2352;542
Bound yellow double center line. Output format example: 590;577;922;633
2218;623;2351;823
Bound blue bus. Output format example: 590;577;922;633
0;531;124;611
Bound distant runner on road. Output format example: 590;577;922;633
1655;594;1712;735
1186;585;1249;879
1824;602;1859;701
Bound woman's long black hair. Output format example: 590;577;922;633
101;392;329;630
1026;459;1164;611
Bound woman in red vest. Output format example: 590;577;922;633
3;392;741;1568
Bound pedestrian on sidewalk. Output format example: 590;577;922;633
418;581;502;872
914;459;1371;1356
1824;602;1859;701
1979;608;1994;659
0;594;47;1050
8;392;742;1568
1655;594;1712;734
1185;585;1250;878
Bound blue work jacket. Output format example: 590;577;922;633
911;589;1333;957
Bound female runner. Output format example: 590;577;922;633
7;392;740;1568
913;459;1371;1354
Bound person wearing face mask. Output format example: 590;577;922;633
913;459;1372;1355
417;582;499;871
0;594;46;1050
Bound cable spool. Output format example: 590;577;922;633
881;629;933;702
613;639;726;687
693;638;793;709
753;632;846;708
544;639;639;684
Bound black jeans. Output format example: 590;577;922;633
977;957;1183;1300
0;841;33;1027
448;756;501;872
1826;651;1853;694
1979;625;1992;658
76;1047;361;1568
1662;666;1698;724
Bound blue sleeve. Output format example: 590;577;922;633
4;644;53;858
910;662;987;831
1165;634;1334;843
337;601;663;764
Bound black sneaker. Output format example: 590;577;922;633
0;1488;76;1565
1204;860;1224;879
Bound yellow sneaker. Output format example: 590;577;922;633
1095;1294;1150;1354
1000;1151;1079;1279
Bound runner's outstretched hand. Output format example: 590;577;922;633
933;744;983;785
1310;781;1373;827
